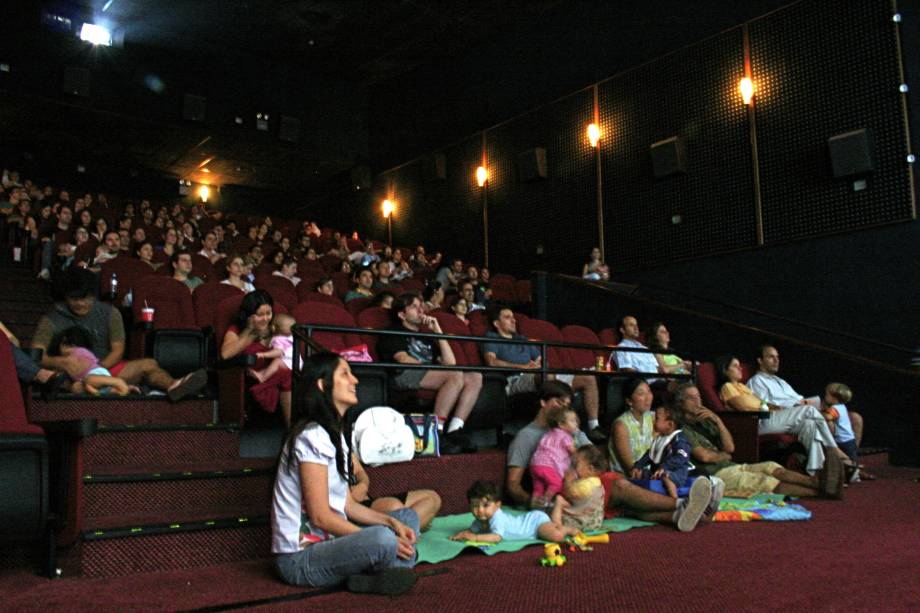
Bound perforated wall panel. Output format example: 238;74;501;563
751;0;913;243
485;89;596;278
599;28;755;271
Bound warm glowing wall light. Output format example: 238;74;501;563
198;185;210;202
476;166;489;187
382;199;395;218
739;77;755;105
587;123;601;147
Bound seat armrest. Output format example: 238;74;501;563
718;411;761;464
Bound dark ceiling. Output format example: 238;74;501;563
0;0;795;201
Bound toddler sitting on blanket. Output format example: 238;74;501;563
450;481;579;543
551;445;608;532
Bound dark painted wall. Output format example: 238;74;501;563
374;0;917;350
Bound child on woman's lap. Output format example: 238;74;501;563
631;406;692;499
248;313;295;383
450;481;579;543
551;445;608;532
529;405;579;509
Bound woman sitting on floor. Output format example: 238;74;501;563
271;352;420;595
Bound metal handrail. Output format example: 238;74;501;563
290;322;692;382
603;275;913;356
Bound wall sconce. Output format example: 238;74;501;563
198;185;210;203
739;77;755;105
382;198;395;218
476;166;489;187
587;123;601;147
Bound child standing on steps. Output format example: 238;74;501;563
529;405;580;509
450;481;579;543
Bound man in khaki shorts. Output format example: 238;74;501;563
674;383;844;499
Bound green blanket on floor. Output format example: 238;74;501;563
416;511;655;564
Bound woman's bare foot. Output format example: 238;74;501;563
247;367;267;383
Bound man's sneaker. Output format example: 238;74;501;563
347;568;416;596
37;268;50;280
586;427;608;444
673;475;712;532
701;476;725;522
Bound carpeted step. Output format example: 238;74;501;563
79;517;270;578
29;397;215;426
83;463;274;525
83;424;242;471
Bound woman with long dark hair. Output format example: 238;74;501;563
221;290;290;422
271;352;419;595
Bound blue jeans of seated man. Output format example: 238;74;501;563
274;507;420;588
12;342;40;383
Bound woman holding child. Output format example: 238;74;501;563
271;352;430;595
220;290;291;424
608;377;655;474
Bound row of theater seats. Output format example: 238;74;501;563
95;256;788;467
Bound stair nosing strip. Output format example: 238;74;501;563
84;467;274;483
95;422;239;433
82;515;269;541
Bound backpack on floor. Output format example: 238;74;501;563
351;406;416;466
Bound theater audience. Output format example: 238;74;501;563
717;354;846;475
676;383;843;499
505;381;718;531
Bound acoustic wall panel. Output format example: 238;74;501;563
599;28;755;271
751;0;913;243
485;89;596;278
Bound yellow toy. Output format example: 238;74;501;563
540;543;567;567
568;532;610;551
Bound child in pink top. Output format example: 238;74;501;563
529;406;579;505
248;314;295;383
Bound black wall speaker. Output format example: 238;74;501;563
182;94;207;122
424;152;447;181
518;147;547;182
828;129;875;178
62;66;90;97
650;136;687;177
279;115;301;142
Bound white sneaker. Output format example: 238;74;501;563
702;476;725;522
674;476;712;532
37;268;50;280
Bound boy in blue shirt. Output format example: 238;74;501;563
450;481;579;543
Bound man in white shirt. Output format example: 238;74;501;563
610;316;661;379
747;344;851;475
